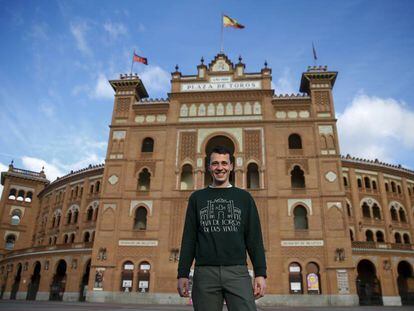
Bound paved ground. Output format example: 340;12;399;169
0;300;414;311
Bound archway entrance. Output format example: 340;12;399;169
49;260;67;301
26;262;41;300
397;261;414;305
10;263;22;299
79;259;91;301
356;260;383;305
204;135;235;187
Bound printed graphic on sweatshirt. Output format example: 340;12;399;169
200;198;241;233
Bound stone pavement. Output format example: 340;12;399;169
0;300;413;310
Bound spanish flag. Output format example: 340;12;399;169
133;52;148;65
223;15;245;29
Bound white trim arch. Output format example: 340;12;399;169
288;199;312;216
130;200;153;217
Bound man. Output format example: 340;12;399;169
177;146;266;311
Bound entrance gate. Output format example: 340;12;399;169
397;261;414;305
10;264;22;300
79;259;90;301
26;262;41;300
356;259;383;305
49;260;67;301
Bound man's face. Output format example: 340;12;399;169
209;152;233;185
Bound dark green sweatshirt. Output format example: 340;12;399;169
177;186;267;278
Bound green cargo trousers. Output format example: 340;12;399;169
191;265;257;311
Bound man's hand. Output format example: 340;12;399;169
177;277;190;297
253;276;266;299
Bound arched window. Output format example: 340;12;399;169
288;262;303;294
395;232;402;244
25;191;33;203
141;137;154;153
372;204;381;220
343;177;348;187
138;168;151;191
364;177;371;189
357;178;362;188
390;207;398;221
95;181;100;193
350;230;354;241
120;261;134;292
90;184;94;194
376;231;385;243
52;216;56;228
391;181;396;193
11;209;22;225
63;234;68;244
362;202;371;218
346;203;352;217
408;187;412;196
94;207;99;221
306;262;321;294
73;210;79;223
291;166;305;188
56;214;61;226
66;211;72;224
399;208;407;223
134;207;147;230
403;234;410;244
138;262;151;293
70;233;75;244
8;188;17;200
17;190;25;201
180;164;194;190
83;231;90;242
5;234;16;250
293;205;308;229
397;185;402;194
288;134;302;149
87;207;94;221
385;183;389;192
247;163;260;189
372;181;377;190
366;230;374;242
53;236;57;245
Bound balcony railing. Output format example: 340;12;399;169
352;241;413;251
2;242;93;259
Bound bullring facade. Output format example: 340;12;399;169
0;54;413;306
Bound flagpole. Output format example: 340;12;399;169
130;49;135;75
220;13;224;53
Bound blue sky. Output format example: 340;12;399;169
1;0;414;193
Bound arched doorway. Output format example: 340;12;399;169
79;259;91;301
10;263;22;299
137;261;151;293
397;261;414;305
356;260;383;305
204;135;235;187
26;261;41;300
49;260;67;301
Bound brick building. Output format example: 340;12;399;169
0;54;413;306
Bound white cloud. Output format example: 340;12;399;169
39;102;55;118
103;21;127;38
274;68;296;95
337;93;414;163
139;66;170;96
91;73;114;99
70;21;91;56
0;162;8;199
29;22;49;41
21;156;64;183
